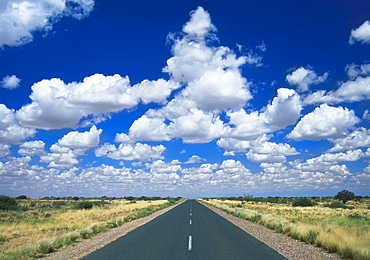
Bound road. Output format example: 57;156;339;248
82;200;287;260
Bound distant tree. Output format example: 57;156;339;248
335;190;355;204
16;195;27;199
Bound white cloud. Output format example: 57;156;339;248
1;75;21;89
345;63;370;79
129;115;171;142
145;160;182;173
328;128;370;152
349;20;370;45
304;74;370;105
131;79;180;105
246;138;299;163
18;140;45;156
0;104;36;144
182;6;216;41
168;108;224;143
95;142;166;161
16;74;136;129
185;155;206;164
0;0;94;48
286;104;360;141
57;125;102;149
286;67;328;92
0;144;11;157
296;149;370;173
224;88;302;141
40;144;82;169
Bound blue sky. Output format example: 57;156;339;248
0;0;370;198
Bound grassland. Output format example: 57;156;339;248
0;197;182;259
201;197;370;260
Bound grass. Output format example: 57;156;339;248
0;197;182;259
201;198;370;260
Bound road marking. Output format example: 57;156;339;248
190;213;192;216
190;220;192;225
188;236;192;250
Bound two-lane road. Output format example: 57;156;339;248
82;200;286;259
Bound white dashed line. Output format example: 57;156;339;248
190;220;192;225
188;236;192;250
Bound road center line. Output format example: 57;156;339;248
190;213;192;216
190;220;192;225
188;236;192;251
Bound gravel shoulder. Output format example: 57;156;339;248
43;200;343;260
199;201;343;260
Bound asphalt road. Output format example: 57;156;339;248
82;200;287;260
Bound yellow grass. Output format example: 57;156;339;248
202;198;370;260
0;199;168;256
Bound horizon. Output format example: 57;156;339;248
0;0;370;198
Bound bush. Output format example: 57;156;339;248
0;195;18;210
325;201;347;209
74;201;93;210
292;197;315;207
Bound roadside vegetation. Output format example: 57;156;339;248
201;191;370;260
0;195;183;259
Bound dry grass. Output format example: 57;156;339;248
0;199;170;258
202;198;370;260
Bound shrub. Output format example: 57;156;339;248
35;238;54;254
0;195;18;210
79;227;93;239
292;197;315;207
325;201;347;209
74;201;93;210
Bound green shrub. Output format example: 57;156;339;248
325;201;347;209
292;197;315;207
79;227;93;239
74;201;93;210
35;238;54;254
0;195;18;210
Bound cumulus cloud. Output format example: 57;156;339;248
246;139;299;163
0;0;94;48
18;140;45;156
185;155;206;164
131;79;180;105
95;142;166;162
40;144;83;169
168;108;224;143
305;76;370;105
1;75;21;89
346;63;370;79
0;144;11;157
224;88;302;140
57;125;102;149
286;104;360;141
328;128;370;152
129;115;171;142
286;67;328;92
16;74;181;130
0;104;36;144
349;20;370;45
